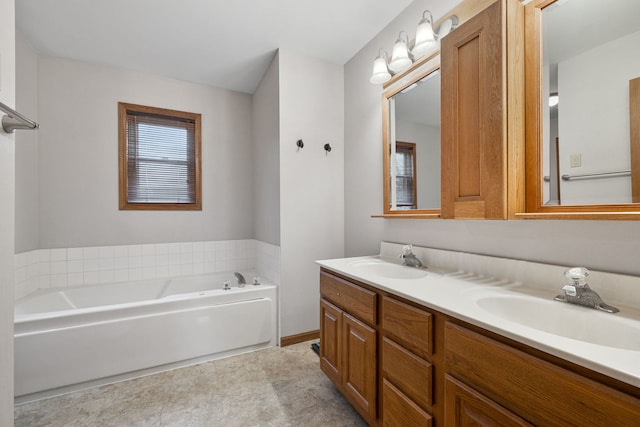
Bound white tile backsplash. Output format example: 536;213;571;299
15;239;280;300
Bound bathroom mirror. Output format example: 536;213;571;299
382;56;441;215
525;0;640;215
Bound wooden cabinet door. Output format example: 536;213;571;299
444;374;532;427
343;312;377;421
441;0;524;219
319;299;342;386
383;379;433;427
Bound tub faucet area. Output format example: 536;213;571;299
234;272;246;287
554;267;619;313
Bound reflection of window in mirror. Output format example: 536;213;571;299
394;142;417;209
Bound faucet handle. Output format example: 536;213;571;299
561;284;577;296
564;267;589;287
401;244;415;256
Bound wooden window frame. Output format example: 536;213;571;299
394;141;418;209
118;102;202;211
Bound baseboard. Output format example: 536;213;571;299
280;330;320;347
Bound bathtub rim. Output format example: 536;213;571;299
15;282;277;326
15;270;276;323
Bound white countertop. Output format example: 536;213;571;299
317;249;640;388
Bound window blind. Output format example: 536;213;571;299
395;144;416;208
125;112;196;204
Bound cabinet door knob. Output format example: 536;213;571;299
336;292;340;296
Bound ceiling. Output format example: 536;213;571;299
543;0;640;66
16;0;415;94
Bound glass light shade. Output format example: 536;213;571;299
412;17;437;58
388;35;412;73
369;55;391;84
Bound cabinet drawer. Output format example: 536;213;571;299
320;271;377;325
445;322;640;426
383;337;432;410
382;379;432;427
382;296;433;359
444;374;532;426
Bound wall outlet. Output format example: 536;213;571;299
569;153;582;168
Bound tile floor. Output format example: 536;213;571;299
14;341;367;427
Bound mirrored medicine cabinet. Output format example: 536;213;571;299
524;0;640;218
382;55;442;216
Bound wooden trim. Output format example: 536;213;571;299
280;330;319;347
382;55;441;216
524;0;640;217
118;102;202;211
371;213;441;219
382;90;391;215
505;0;525;218
524;0;550;214
395;141;418;209
516;212;640;220
630;77;640;203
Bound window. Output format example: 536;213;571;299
118;103;201;210
395;141;417;209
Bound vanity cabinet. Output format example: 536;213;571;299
444;322;640;426
319;271;378;423
440;0;524;219
319;267;640;427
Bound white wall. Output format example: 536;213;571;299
0;0;15;421
36;57;254;249
252;53;280;246
278;50;344;336
15;31;38;253
344;0;640;277
558;30;640;205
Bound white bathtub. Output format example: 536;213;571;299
14;272;278;399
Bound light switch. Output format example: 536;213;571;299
569;153;582;168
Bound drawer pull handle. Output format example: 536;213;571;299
336;292;340;296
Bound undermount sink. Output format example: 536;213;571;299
476;294;640;351
350;260;428;280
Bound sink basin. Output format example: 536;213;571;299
476;294;640;351
350;260;428;280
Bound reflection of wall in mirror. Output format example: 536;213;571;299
396;119;440;209
543;63;551;203
558;30;640;205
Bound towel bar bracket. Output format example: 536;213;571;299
0;101;39;133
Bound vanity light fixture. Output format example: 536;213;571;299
412;10;459;59
412;11;437;57
388;31;413;74
369;49;392;84
549;92;559;107
369;11;460;85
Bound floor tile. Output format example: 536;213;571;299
14;341;365;427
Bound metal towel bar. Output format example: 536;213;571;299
561;170;631;181
0;100;39;133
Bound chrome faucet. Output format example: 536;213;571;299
234;272;246;287
399;244;425;269
554;267;619;313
